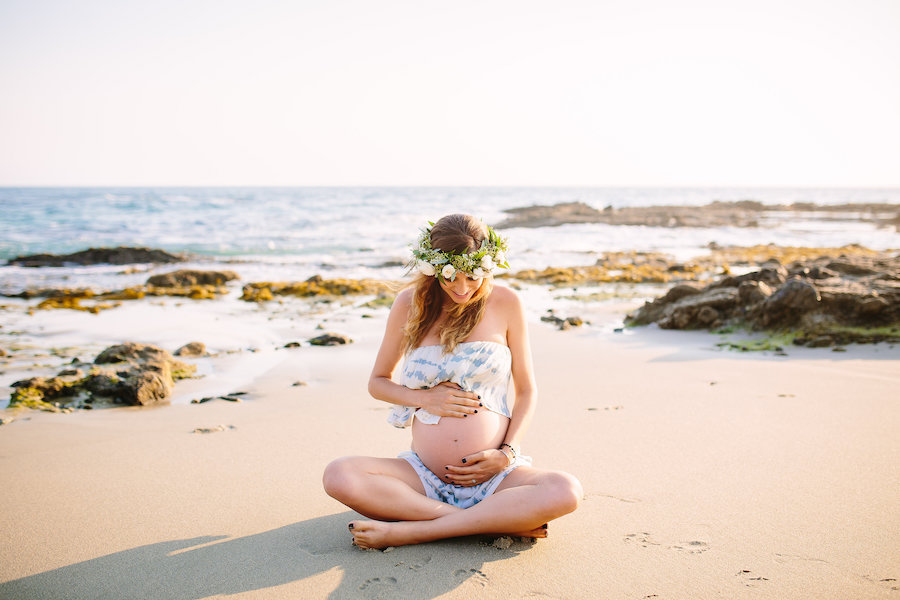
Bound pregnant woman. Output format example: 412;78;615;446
323;214;582;549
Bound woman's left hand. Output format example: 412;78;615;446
443;449;511;487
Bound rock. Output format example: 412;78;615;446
83;373;123;397
175;342;207;357
308;333;353;346
825;260;880;276
626;249;900;348
57;368;85;378
9;247;185;267
738;280;773;305
806;335;835;348
10;376;74;398
541;315;584;330
147;270;238;287
3;342;200;409
626;283;704;325
657;288;739;330
695;306;721;327
120;370;173;406
284;342;302;348
0;347;6;357
0;416;14;426
755;279;820;328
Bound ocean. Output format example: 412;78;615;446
1;186;898;295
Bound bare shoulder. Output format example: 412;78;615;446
385;287;413;324
394;286;414;309
488;283;523;311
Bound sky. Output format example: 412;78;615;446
1;0;898;187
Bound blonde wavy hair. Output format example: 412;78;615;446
402;214;494;354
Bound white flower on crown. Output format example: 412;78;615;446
472;267;486;279
416;260;436;276
480;254;495;270
495;251;506;266
441;264;456;280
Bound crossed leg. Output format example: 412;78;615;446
323;455;582;549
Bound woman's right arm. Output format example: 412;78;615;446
368;289;480;417
367;289;423;408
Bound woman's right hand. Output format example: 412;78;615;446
420;381;481;418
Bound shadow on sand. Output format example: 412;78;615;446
0;512;537;599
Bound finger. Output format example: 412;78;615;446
445;465;478;475
461;450;487;464
444;473;479;486
450;400;481;414
453;391;482;403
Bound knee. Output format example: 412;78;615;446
547;471;583;515
322;456;360;501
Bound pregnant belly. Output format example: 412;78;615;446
411;409;509;477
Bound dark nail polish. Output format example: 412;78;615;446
461;458;467;464
474;409;478;413
348;523;354;530
479;402;483;407
463;414;468;417
444;466;448;470
541;523;548;529
478;395;482;400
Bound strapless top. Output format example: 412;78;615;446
387;340;512;428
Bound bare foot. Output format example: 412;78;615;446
350;520;414;549
506;523;548;539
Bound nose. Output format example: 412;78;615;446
450;278;467;292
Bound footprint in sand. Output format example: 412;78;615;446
358;576;398;598
736;569;769;587
623;533;659;547
408;556;432;571
454;568;489;587
670;540;709;554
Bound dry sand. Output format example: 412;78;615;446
1;308;898;599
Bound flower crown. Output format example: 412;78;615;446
409;221;510;282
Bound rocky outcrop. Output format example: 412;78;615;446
240;275;394;302
8;247;186;267
496;201;900;230
8;343;197;411
626;252;900;346
146;270;238;287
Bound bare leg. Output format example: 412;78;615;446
323;456;460;521
349;467;582;549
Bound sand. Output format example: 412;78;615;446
1;307;898;599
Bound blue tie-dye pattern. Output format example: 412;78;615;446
387;340;512;428
397;450;532;508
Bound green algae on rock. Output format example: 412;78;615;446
626;248;900;349
8;343;198;412
240;275;396;302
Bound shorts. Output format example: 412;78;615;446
398;449;532;509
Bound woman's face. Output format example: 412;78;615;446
439;273;484;305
